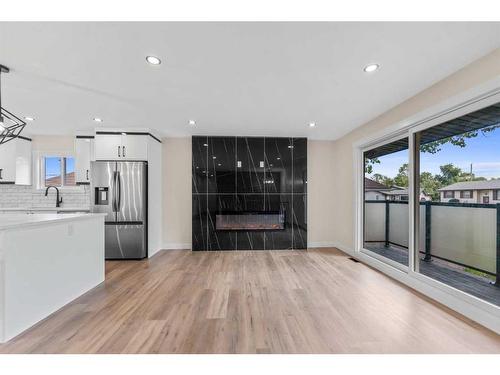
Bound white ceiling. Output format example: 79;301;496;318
1;22;499;140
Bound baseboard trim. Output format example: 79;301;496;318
162;243;191;250
331;242;500;335
307;241;337;248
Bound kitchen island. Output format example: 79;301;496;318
0;213;106;342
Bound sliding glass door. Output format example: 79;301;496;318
414;102;500;307
363;137;409;267
360;99;500;309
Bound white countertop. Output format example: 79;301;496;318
0;207;90;212
0;213;106;231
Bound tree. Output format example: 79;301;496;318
420;171;441;201
393;163;408;187
364;157;379;174
372;173;394;187
436;163;463;186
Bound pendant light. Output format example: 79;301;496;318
0;64;27;145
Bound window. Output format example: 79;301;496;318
43;156;76;188
443;191;454;198
415;100;500;307
363;137;409;267
460;190;473;199
493;190;499;200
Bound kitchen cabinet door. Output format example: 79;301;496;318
94;134;122;160
0;140;17;183
15;139;32;185
75;137;93;183
121;134;148;161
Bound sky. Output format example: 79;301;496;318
367;126;500;179
45;157;74;178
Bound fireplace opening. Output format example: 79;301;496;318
216;211;285;231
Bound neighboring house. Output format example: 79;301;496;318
365;178;431;201
364;178;392;200
439;180;500;204
45;172;75;186
382;188;431;201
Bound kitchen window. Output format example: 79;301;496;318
41;156;76;188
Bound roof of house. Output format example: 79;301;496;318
383;188;428;196
45;172;75;186
384;189;408;196
439;179;500;191
364;177;391;191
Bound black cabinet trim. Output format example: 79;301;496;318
95;131;161;143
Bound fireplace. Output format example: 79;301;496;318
216;211;285;231
192;136;307;250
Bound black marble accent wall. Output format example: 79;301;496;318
192;136;307;250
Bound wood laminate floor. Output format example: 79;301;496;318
1;248;499;354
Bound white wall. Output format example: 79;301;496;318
162;137;192;249
330;48;500;251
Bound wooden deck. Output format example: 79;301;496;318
364;243;500;306
0;248;499;353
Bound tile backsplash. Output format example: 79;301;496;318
0;184;90;208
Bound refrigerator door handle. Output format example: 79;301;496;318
117;171;122;211
112;171;118;212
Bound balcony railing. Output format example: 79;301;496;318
364;200;500;285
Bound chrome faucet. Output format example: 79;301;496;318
45;185;63;208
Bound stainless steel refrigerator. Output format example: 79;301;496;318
91;161;148;259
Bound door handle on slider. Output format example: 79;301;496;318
118;146;121;157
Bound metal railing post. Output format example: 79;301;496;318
385;200;390;248
495;204;500;286
423;201;432;262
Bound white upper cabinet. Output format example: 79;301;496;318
75;137;94;184
0;140;17;183
0;138;32;185
15;139;32;185
94;134;122;160
121;134;148;160
94;133;148;161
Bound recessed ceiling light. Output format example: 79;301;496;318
213;156;217;159
363;63;380;73
24;116;35;121
203;143;208;147
93;118;103;123
146;56;161;65
309;122;316;128
188;120;196;126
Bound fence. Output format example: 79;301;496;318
364;200;500;284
